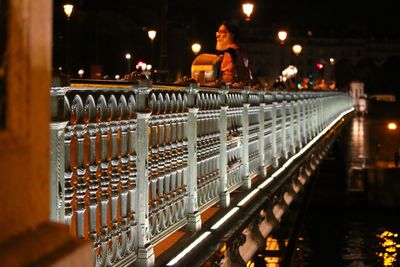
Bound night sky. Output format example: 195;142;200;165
53;0;399;80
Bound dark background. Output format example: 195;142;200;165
53;0;400;95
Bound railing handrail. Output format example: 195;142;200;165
49;80;353;266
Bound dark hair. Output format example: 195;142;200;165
221;21;241;42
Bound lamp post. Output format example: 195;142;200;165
63;3;74;76
292;44;302;88
125;53;131;73
147;29;156;66
277;30;288;77
242;2;254;21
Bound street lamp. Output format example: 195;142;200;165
277;30;287;44
125;53;132;73
78;69;84;78
147;30;156;65
191;43;201;55
242;2;254;21
292;44;302;88
63;3;74;76
292;44;302;56
388;122;398;130
63;3;74;20
148;30;157;42
277;30;288;76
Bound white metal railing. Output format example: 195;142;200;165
50;81;353;266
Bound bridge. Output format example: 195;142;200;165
49;80;353;266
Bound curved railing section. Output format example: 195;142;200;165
50;80;353;267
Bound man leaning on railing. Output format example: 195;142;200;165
188;21;261;90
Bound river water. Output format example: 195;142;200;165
290;101;400;267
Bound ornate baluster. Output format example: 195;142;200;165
170;114;178;202
119;95;130;257
163;114;173;228
158;114;166;205
86;95;99;242
149;118;158;232
64;126;73;228
108;96;121;241
127;95;137;253
120;120;129;228
97;95;110;244
176;115;184;191
72;95;87;238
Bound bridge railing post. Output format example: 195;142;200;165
294;95;302;151
241;102;250;189
319;94;325;131
136;89;154;266
306;94;313;141
186;86;201;231
258;103;266;177
287;94;296;155
271;100;278;167
219;93;230;207
50;88;68;222
320;95;326;128
312;94;318;137
298;94;306;147
281;96;288;160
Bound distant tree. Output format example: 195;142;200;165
354;57;385;95
335;57;355;90
381;56;400;98
364;65;388;95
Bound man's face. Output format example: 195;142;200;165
216;25;233;51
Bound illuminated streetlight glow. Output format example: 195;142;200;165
115;74;120;80
387;122;397;130
242;2;254;21
191;43;201;55
63;4;74;19
148;30;157;41
136;61;148;71
277;30;288;44
125;53;132;73
78;69;84;78
330;57;336;65
292;44;303;56
282;65;298;79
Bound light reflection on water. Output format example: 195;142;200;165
291;223;400;266
377;230;399;266
290;114;400;267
